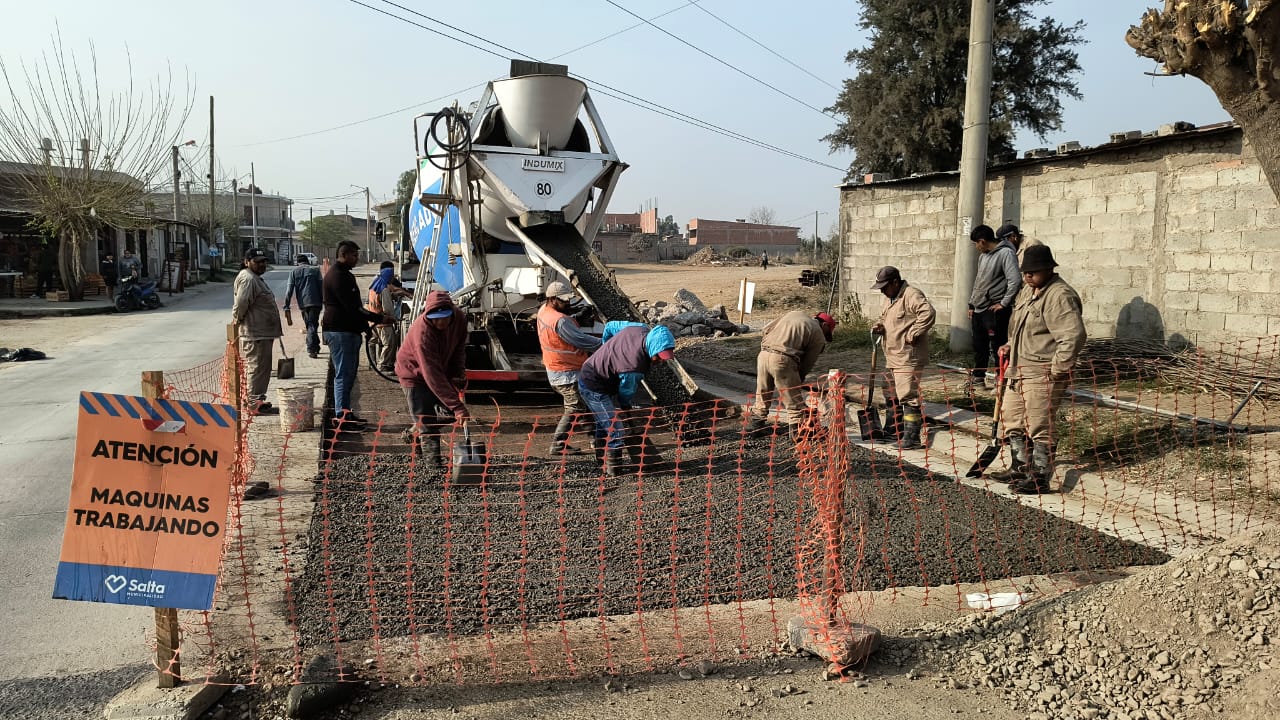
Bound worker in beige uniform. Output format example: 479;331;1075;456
997;244;1087;494
746;310;838;438
870;266;936;450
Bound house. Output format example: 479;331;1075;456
686;218;801;257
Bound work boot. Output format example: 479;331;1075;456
1011;442;1052;494
548;414;582;456
604;448;629;478
592;436;607;466
744;414;771;438
989;433;1029;483
897;407;924;450
626;440;646;469
420;432;444;474
882;401;903;440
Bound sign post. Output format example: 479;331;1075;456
737;278;756;324
52;375;238;687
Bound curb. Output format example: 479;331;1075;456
103;673;229;720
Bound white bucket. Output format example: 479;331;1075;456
277;385;315;433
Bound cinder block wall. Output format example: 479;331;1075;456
838;128;1280;345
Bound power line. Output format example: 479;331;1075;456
548;0;699;59
688;2;839;91
602;0;833;118
353;0;844;172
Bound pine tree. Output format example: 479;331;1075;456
825;0;1084;180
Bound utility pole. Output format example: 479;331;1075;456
309;207;314;255
209;96;216;272
250;162;258;250
171;146;181;293
813;210;820;266
364;187;372;262
949;0;996;352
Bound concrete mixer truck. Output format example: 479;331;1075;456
403;60;701;407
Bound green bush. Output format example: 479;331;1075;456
726;246;754;258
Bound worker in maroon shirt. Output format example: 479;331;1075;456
396;289;469;470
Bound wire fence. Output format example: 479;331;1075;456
149;335;1280;686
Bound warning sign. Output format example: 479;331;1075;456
52;392;238;610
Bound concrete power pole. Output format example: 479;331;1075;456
364;187;372;262
171;146;181;292
949;0;996;352
209;96;216;274
250;162;258;251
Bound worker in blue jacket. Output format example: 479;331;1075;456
578;323;676;477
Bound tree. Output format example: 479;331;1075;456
188;208;239;249
748;206;776;225
299;214;350;250
626;233;655;256
0;36;191;299
825;0;1084;180
388;168;416;239
1127;1;1280;197
658;214;679;237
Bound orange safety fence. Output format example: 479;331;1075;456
147;335;1280;686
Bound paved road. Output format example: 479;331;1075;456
0;269;289;717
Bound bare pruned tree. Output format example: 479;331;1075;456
1127;1;1280;197
747;206;776;226
0;32;192;299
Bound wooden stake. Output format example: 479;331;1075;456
142;370;181;687
225;324;241;410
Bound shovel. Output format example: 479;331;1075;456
966;357;1009;478
857;337;886;441
451;421;489;484
276;339;295;380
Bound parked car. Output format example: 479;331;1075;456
297;252;319;266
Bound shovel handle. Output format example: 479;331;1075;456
989;356;1010;439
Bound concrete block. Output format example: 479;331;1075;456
1269;316;1280;337
1215;209;1258;232
1106;194;1143;213
1252;252;1280;272
1092;175;1126;194
1069;234;1103;251
1164;272;1190;292
891;200;909;215
873;203;891;218
906;197;922;214
1175;170;1218;191
1234;186;1279;210
1075;196;1106;215
1199;188;1238;211
924;196;945;213
943;194;957;211
1209;253;1254;272
1172;253;1211;271
1022;202;1051;219
1238;292;1280;315
1227;272;1271;293
1257;207;1280;227
1037;182;1065;200
1022;217;1061;236
1113;252;1150;268
1165;232;1202;252
1163;291;1199;311
1063;178;1094;199
104;674;229;720
1242;228;1280;250
1123;173;1159;193
1228;314;1270;336
1217;165;1262;186
1062;215;1091;233
1188;272;1221;293
1183;311;1226;333
1091;212;1132;231
1197;293;1240;313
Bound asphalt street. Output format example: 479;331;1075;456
0;269;289;716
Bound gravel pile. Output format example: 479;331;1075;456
882;528;1280;719
291;440;1167;648
638;289;750;339
680;248;758;267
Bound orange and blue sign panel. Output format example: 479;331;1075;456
53;392;238;610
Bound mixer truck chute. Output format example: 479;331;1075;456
405;61;700;407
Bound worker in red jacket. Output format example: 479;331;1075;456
395;290;469;470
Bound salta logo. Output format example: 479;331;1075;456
102;574;166;595
104;574;127;593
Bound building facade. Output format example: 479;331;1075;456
686;218;801;257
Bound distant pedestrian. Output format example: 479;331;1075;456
396;289;469;470
761;251;769;270
100;253;118;301
283;254;323;358
745;310;837;441
34;245;57;296
232;248;284;416
967;224;1021;392
119;249;141;280
997;244;1086;494
366;261;411;372
322;240;387;430
537;281;601;457
870;266;936;450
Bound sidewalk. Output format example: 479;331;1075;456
0;276;231;318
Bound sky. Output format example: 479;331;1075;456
1;0;1230;236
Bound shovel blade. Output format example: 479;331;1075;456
965;442;1001;478
451;439;488;484
276;358;295;380
857;407;885;441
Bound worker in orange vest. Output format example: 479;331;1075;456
366;261;411;371
537;280;601;457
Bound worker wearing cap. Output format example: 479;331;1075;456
997;244;1086;494
232;248;284;416
870;266;936;450
968;224;1022;392
746;310;837;438
537;280;601;457
578;324;677;477
396;289;469;471
995;222;1043;270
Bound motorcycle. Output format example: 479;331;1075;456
115;275;162;312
